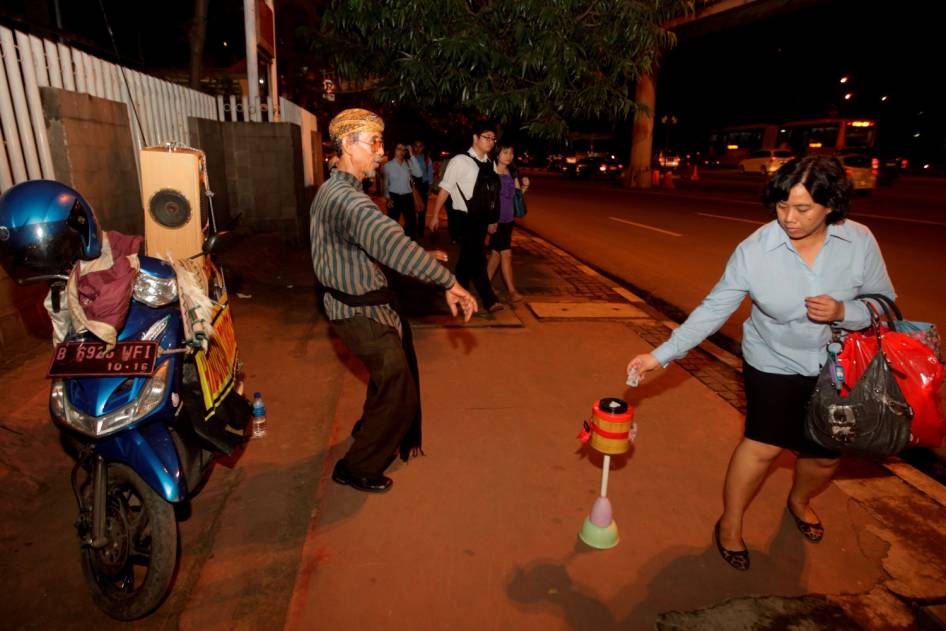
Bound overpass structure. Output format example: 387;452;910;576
628;0;828;187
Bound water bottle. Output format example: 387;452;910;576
251;392;267;438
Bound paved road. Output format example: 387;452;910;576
518;170;946;345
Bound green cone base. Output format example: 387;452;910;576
578;516;619;549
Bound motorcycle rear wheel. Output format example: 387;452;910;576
80;463;178;620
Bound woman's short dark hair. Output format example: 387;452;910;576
762;155;852;224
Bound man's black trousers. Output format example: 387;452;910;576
332;316;420;476
387;192;417;239
455;212;499;310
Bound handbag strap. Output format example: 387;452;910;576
863;301;885;343
857;293;902;323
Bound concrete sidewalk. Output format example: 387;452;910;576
1;224;944;630
282;228;945;630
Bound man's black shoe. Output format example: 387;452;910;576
332;460;393;493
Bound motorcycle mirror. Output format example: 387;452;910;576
201;230;233;256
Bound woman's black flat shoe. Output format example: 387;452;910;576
786;503;824;543
713;521;750;571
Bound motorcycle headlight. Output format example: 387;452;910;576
133;271;178;307
53;361;171;438
50;380;66;422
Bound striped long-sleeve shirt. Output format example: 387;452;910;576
310;169;455;333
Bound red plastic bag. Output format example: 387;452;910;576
839;330;946;448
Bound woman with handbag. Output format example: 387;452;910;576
487;140;530;302
626;155;895;571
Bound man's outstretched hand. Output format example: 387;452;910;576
445;281;477;322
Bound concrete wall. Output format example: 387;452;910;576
41;87;143;235
189;118;307;243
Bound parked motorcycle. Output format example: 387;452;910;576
0;180;249;620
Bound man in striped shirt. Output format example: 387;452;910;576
311;109;477;494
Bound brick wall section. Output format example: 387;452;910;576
187;118;232;229
189;119;306;242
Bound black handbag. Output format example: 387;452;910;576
804;304;914;458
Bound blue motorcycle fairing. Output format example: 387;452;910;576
96;421;186;502
65;354;177;418
120;301;181;343
138;255;176;280
67;302;181;417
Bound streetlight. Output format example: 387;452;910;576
844;93;853;101
840;76;849;84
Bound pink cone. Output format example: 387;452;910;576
589;496;613;527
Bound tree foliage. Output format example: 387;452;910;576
317;0;691;139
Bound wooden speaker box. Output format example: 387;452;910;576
140;146;205;259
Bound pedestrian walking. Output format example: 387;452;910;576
383;142;422;239
311;109;477;494
430;121;504;315
627;155;896;570
410;139;434;238
487;139;529;303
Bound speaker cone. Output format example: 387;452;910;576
148;189;192;228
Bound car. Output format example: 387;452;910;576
656;151;681;170
738;150;794;175
574;155;624;179
839;154;877;191
877;154;906;184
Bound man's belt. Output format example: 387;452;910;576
323;286;396;308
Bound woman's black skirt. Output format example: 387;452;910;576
743;363;839;459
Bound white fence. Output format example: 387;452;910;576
280;97;319;188
0;24;318;193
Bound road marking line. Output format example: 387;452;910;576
697;212;765;225
633;189;759;206
608;217;683;237
851;213;946;227
612;286;645;304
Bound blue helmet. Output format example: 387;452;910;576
0;180;103;283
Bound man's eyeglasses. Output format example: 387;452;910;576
479;135;497;142
355;136;384;151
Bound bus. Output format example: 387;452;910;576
707;124;778;167
775;118;877;156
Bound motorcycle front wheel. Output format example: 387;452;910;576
80;463;178;620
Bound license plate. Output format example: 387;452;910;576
47;341;160;378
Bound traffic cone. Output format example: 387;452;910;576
690;164;699;181
663;169;674;188
651;168;660;186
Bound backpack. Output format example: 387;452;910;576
456;154;500;223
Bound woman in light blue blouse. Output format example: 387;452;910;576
627;155;895;571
